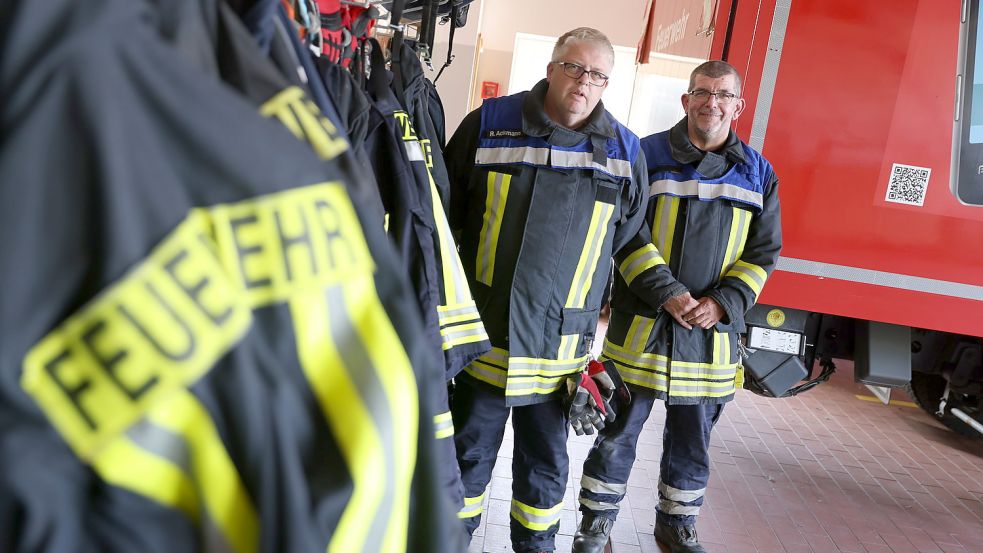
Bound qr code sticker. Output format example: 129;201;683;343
885;163;931;206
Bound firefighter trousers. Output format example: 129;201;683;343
578;386;724;527
451;375;569;553
435;379;466;511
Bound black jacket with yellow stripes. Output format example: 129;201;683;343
0;1;463;551
603;119;783;405
445;80;649;407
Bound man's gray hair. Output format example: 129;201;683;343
551;27;615;68
689;60;743;95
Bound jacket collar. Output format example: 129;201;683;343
522;79;615;144
668;117;746;178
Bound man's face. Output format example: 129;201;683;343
682;73;746;145
544;40;612;127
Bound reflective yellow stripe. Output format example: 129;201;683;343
566;202;615;309
440;321;489;350
558;334;579;359
428;168;471;306
504;375;569;396
92;432;201;521
713;331;723;367
344;278;418;553
652;196;680;264
726;260;768;296
434;411;454;440
292;280;417;553
437;303;482;326
458;491;487;518
602;338;669;370
625;315;655;353
476;172;511;286
464;362;507;388
719;207;751;280
721;333;731;366
145;393;259;553
292;290;384;552
510;499;563;531
619;243;667;285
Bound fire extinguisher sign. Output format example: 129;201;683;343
885;163;931;206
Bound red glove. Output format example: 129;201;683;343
566;372;607;436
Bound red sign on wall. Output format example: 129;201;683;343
481;81;500;99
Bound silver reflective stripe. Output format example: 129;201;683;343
650;179;763;207
459;491;487;518
579;497;621;512
127;421;234;553
127;419;191;472
476;147;632;177
659;481;706;503
581;474;628;495
658;499;702;516
604;345;668;371
749;0;793;151
728;262;766;290
404;141;425;162
567;203;614;308
776;256;983;301
326;286;392;553
621;247;665;284
509;356;587;374
510;499;563;530
671;363;737;377
552;150;633;177
506;378;566;394
476;146;549;166
434;411;454;439
439;304;480;320
441;324;488;344
668;380;736;394
466;362;507;387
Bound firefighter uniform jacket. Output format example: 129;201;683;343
366;42;491;381
445;79;649;407
0;1;463;552
602;118;783;405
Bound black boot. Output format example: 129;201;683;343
653;519;706;553
571;514;614;553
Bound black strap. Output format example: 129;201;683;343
388;0;408;108
433;3;457;84
367;37;390;100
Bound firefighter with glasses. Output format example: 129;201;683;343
444;27;649;553
572;61;783;553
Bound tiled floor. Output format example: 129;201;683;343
465;356;983;553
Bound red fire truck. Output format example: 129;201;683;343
639;0;983;435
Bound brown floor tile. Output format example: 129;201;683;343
466;360;982;553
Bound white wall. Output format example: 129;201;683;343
427;1;485;140
435;0;650;136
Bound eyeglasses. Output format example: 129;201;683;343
687;89;739;104
554;62;609;86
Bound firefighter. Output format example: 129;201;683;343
444;28;649;553
572;61;783;553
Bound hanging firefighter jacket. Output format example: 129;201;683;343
602;118;783;404
393;41;453;209
0;1;464;552
445;79;650;407
366;41;490;381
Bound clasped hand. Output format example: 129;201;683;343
662;292;724;330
